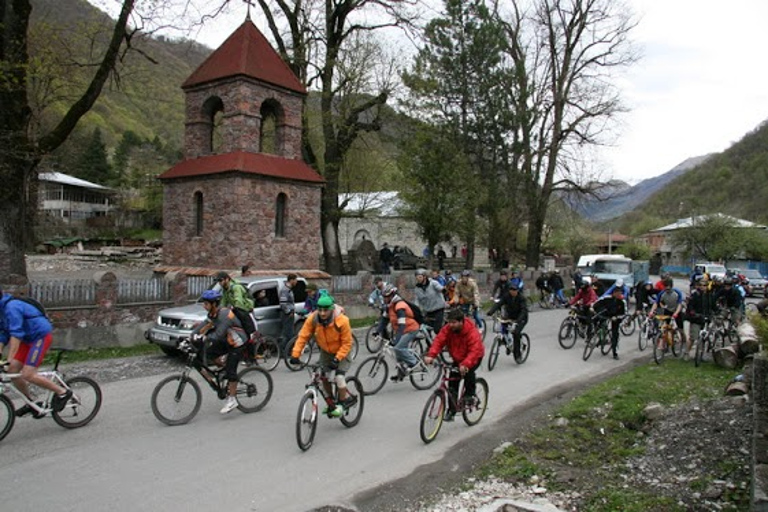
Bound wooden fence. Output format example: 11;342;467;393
30;279;96;308
117;278;171;304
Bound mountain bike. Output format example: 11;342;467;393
151;338;273;425
711;310;738;348
244;332;281;372
582;314;612;361
652;315;683;365
537;288;556;309
558;307;589;349
694;318;715;367
284;332;360;371
637;312;655;351
487;317;530;371
364;317;391;353
419;362;488;444
0;349;102;442
295;364;364;451
619;312;637;336
353;336;439;395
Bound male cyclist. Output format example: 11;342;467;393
685;277;716;359
649;277;686;349
569;278;598;335
0;286;71;416
591;286;626;360
414;268;446;332
368;277;389;341
549;270;567;306
600;278;630;300
453;270;483;330
290;294;356;417
634;280;657;315
486;282;528;359
423;308;485;421
214;271;256;338
382;285;421;380
491;270;510;300
279;273;298;351
715;277;744;325
190;289;248;414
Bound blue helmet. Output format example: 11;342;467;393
201;289;222;302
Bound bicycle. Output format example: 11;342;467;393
619;312;637;336
353;336;440;395
244;332;282;372
487;317;530;371
419;362;489;444
0;348;102;442
558;307;589;349
295;364;364;451
711;310;738;348
284;332;360;371
151;338;273;425
582;314;613;361
694;318;715;367
458;304;486;340
652;315;683;365
537;288;556;309
364;316;392;353
636;311;654;351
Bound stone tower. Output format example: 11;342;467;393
158;18;323;271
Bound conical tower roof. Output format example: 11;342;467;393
182;20;305;94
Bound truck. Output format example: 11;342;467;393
576;254;649;294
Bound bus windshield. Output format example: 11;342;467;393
593;260;631;274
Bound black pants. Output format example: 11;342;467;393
503;319;527;357
448;361;480;413
232;308;256;338
609;319;620;355
195;338;243;381
426;308;444;334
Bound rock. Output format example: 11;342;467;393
553;417;569;427
494;441;513;454
643;403;664;420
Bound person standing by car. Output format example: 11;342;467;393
423;308;485;421
414;268;446;332
279;274;298;351
214;271;256;338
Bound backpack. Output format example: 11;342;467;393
9;297;49;320
402;299;425;325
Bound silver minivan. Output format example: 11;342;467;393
146;276;307;355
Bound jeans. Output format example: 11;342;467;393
555;289;567;305
393;330;419;367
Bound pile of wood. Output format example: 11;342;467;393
714;322;760;370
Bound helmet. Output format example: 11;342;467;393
414;268;428;277
382;284;398;297
615;278;624;287
580;277;591;288
201;289;222;302
461;270;471;277
723;277;734;285
644;280;653;286
507;282;519;291
317;294;335;309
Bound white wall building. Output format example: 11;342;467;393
39;172;113;222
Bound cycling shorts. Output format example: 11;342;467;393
13;333;53;368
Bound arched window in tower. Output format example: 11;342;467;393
260;99;284;155
201;96;224;154
194;191;204;236
275;193;287;238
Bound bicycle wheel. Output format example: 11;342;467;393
236;366;273;413
462;377;488;426
558;318;577;349
488;335;502;371
296;390;318;451
339;376;364;428
670;330;683;358
515;333;531;364
409;359;441;390
409;336;427;357
419;391;446;444
52;376;103;429
0;394;15;442
538;294;550;309
653;334;666;365
637;321;649;351
284;336;312;371
350;333;360;361
620;316;636;336
600;327;612;355
151;374;202;426
354;356;388;396
254;336;281;372
365;324;384;353
694;335;705;367
582;335;596;361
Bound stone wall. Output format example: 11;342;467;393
162;173;321;270
753;353;768;510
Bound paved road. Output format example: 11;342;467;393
1;300;671;512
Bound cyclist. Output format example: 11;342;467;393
591;286;626;360
600;278;630;300
715;277;744;325
453;270;482;329
654;272;672;293
214;271;256;338
368;277;389;341
290;294;356;417
685;277;715;359
443;279;457;304
549;270;567;306
535;272;551;300
431;269;446;287
649;277;686;348
509;269;525;292
382;285;421;380
190;289;248;414
423;308;485;421
0;286;72;416
414;268;446;332
634;280;657;315
485;282;528;358
491;270;510;300
569;278;598;335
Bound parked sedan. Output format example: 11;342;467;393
392;246;426;270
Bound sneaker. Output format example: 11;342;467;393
52;389;73;413
443;411;456;422
613;353;619;360
506;346;512;356
464;395;478;408
390;365;406;382
15;404;34;417
329;405;344;418
220;396;238;414
340;395;358;409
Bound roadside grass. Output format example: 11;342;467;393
350;316;377;329
477;358;736;508
45;343;163;365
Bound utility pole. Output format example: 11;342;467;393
607;227;612;255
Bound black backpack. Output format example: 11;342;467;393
9;297;49;320
402;299;425;325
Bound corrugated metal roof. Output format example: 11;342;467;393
39;172;110;190
157;151;324;183
651;213;766;232
182;20;305;94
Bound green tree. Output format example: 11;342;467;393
671;215;764;262
73;127;112;184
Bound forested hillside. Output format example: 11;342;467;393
614;119;768;236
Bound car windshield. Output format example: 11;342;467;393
742;269;763;279
707;265;726;274
593;260;631;274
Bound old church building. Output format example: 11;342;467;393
158;17;323;271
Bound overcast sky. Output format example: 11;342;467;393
177;0;768;184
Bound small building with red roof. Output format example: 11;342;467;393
158;16;323;271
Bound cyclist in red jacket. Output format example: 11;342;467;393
424;308;485;421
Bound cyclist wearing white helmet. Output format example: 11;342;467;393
382;284;421;380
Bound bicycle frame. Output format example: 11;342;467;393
304;365;341;416
0;351;70;416
178;343;230;398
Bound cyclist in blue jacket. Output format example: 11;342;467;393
0;286;72;416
